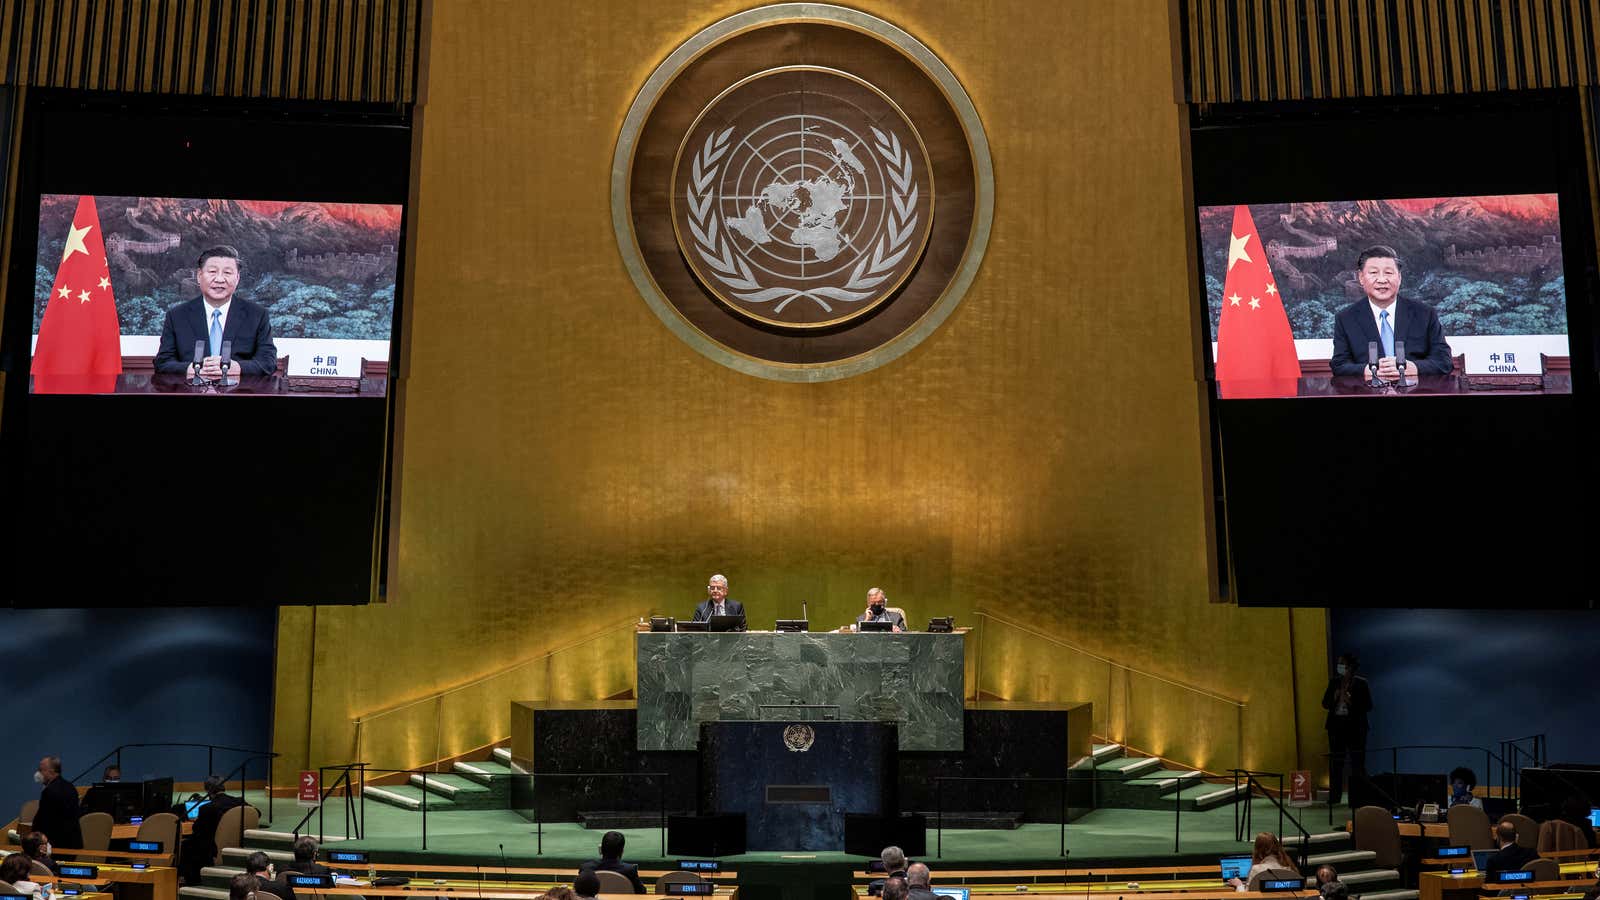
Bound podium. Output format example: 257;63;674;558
700;720;896;851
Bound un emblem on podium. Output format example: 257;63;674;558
783;723;816;752
615;4;992;380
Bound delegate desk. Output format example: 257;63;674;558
636;629;966;751
37;864;178;900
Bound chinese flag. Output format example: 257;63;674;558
32;196;121;394
1214;204;1300;399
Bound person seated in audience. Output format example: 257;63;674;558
102;765;122;783
1228;832;1300;892
1;852;44;897
1559;796;1598;849
906;863;937;900
579;830;644;894
182;775;247;884
1484;820;1538;877
20;834;58;876
573;870;601;900
244;851;295;900
1316;865;1347;900
1448;767;1482;809
541;889;578;900
230;872;260;900
868;845;909;895
882;878;910;900
283;837;334;877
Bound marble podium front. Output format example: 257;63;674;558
635;630;966;752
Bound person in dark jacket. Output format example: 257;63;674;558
32;756;83;850
579;831;645;894
1322;653;1373;806
1484;820;1538;877
180;776;246;885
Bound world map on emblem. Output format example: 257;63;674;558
672;67;936;329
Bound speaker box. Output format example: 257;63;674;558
667;813;746;857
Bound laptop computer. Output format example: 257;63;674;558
931;889;970;900
675;620;708;632
707;614;745;632
184;798;209;819
1471;850;1496;873
1220;855;1252;883
1590;807;1600;828
858;619;893;632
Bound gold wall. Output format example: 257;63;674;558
272;0;1331;782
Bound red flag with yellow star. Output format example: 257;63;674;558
32;195;122;393
1214;204;1300;398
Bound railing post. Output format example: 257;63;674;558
318;767;326;843
936;778;942;859
421;771;428;850
1173;775;1181;853
1059;777;1066;858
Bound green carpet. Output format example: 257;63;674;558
244;791;1351;868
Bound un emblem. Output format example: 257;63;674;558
614;4;993;380
783;723;816;752
673;68;933;329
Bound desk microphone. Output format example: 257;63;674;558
192;340;207;381
802;600;808;624
499;843;507;887
1395;341;1407;384
1367;342;1379;383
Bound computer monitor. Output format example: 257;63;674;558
184;798;209;820
675;620;708;632
932;889;970;900
1220;855;1252;883
1472;850;1495;873
1589;807;1600;828
775;619;808;632
858;619;893;632
707;614;745;632
141;777;174;816
82;782;143;822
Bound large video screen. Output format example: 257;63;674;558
29;193;400;394
1200;194;1569;398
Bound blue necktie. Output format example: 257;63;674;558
1379;309;1394;358
209;309;223;358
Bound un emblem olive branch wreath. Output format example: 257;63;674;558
685;124;919;314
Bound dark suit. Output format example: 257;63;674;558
153;297;279;375
1329;297;1453;376
181;794;244;884
1322;675;1373;806
282;863;334;877
255;876;297;900
33;776;83;849
1484;842;1538;878
909;888;940;900
693;598;746;623
580;859;645;894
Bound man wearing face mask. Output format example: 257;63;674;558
1322;653;1372;806
31;755;83;850
856;588;906;632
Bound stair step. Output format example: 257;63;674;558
180;888;231;900
1182;782;1250;810
1095;756;1164;778
201;866;246;889
1308;849;1378;869
1125;770;1205;792
1354;891;1417;900
363;784;457;812
1340;870;1401;887
220;847;294;865
1091;743;1124;761
410;773;491;797
1282;831;1354;848
493;747;513;766
453;760;516;786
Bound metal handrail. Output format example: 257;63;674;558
1322;743;1517;825
1230;769;1312;871
71;742;279;785
932;772;1198;858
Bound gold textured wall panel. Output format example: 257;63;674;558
273;0;1329;782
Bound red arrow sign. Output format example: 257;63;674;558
298;771;321;807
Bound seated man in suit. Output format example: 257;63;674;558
856;588;906;632
282;837;334;877
153;245;278;378
691;574;746;626
1328;246;1453;380
573;871;601;900
906;864;938;900
1484;820;1538;878
244;851;296;900
181;776;246;885
32;755;83;850
579;831;644;894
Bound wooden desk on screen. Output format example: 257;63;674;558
38;864;178;900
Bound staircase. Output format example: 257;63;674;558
1080;742;1249;811
1280;830;1416;900
363;747;518;813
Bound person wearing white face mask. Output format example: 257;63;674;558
31;756;82;850
1322;653;1372;807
